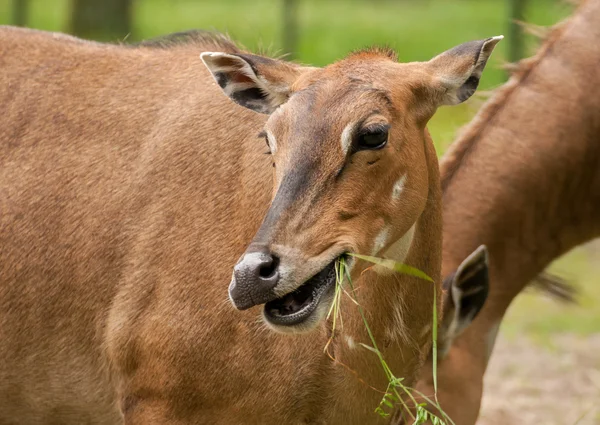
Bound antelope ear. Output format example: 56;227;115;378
429;36;503;105
438;245;489;356
201;52;314;114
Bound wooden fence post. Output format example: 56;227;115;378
507;0;526;63
282;0;299;59
12;0;29;27
71;0;132;41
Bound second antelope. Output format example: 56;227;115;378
413;0;600;423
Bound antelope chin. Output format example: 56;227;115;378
263;255;344;333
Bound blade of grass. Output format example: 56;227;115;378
338;254;455;425
324;260;345;353
432;282;439;395
341;259;418;420
349;253;434;282
333;256;454;424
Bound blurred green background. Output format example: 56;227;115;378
1;0;596;341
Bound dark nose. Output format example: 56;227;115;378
229;249;280;310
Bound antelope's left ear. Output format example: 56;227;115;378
438;245;489;356
429;36;503;105
201;52;316;114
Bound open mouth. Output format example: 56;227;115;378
264;256;343;327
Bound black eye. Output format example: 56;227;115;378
355;125;389;151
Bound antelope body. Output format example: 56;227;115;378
0;26;498;424
414;1;600;423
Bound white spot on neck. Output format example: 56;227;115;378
392;174;407;201
374;224;416;275
340;123;355;155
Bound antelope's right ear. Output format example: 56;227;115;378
428;36;503;105
201;52;315;114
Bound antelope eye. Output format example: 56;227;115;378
355;125;389;151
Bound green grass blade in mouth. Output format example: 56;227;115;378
330;255;454;424
432;281;439;395
348;254;434;282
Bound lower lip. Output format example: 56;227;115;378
263;260;338;327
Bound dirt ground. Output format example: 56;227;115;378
478;333;600;425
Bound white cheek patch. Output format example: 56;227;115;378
345;335;356;350
392;174;407;201
374;224;416;275
371;226;391;256
340;122;355;155
266;130;277;154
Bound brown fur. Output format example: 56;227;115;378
414;1;600;423
133;30;240;52
0;25;497;424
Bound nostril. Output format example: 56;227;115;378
259;255;279;279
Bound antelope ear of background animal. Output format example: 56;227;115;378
200;52;312;114
430;36;503;105
439;245;489;356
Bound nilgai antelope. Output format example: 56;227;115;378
413;0;600;423
0;26;499;424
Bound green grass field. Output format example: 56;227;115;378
504;245;600;343
2;0;597;341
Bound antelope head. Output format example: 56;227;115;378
202;36;501;333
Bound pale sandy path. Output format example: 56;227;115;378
478;334;600;425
